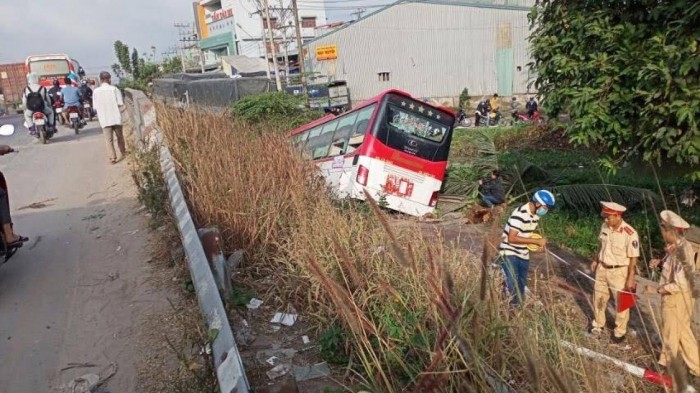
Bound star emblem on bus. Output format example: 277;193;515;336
409;103;415;110
436;115;441;120
428;111;433;117
418;106;425;113
401;101;407;107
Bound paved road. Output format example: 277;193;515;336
0;114;165;392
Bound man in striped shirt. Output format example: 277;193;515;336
499;190;556;305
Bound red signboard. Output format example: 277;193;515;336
212;8;233;22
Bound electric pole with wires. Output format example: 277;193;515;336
291;0;308;102
263;0;283;90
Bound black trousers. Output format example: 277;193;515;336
0;187;11;225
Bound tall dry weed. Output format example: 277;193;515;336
156;105;661;393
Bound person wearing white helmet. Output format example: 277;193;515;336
498;189;554;306
645;210;700;377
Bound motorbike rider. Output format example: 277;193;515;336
475;99;492;127
79;80;94;116
510;97;521;121
48;79;66;124
22;73;55;132
61;76;85;124
526;97;539;119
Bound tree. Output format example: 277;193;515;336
161;57;182;75
111;63;124;80
114;41;132;77
529;1;700;178
131;48;141;80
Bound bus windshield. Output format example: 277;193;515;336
374;94;453;162
29;59;70;79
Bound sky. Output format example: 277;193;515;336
0;0;388;74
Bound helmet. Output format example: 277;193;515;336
81;79;88;85
532;190;555;207
52;79;60;87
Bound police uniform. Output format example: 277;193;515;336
591;202;640;339
656;210;700;376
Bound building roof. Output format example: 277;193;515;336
221;55;270;75
308;0;533;45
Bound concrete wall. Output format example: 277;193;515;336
305;1;534;102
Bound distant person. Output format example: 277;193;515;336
510;97;520;121
479;170;505;208
646;210;700;377
474;99;492;127
48;79;66;124
22;73;55;131
93;71;126;164
498;190;554;306
489;93;500;115
526;97;538;119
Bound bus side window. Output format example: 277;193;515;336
328;112;359;158
348;105;376;150
306;120;339;160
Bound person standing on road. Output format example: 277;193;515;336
92;71;126;165
0;145;28;247
645;210;700;377
498;190;555;306
590;202;640;343
526;97;538;119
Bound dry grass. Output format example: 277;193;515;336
155;105;671;392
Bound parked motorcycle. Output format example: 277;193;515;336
511;110;545;127
455;109;472;127
66;106;82;135
30;112;55;144
475;109;507;127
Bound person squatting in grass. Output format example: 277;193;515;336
645;210;700;377
589;202;639;344
498;190;555;306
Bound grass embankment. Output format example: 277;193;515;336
154;105;661;392
448;124;699;272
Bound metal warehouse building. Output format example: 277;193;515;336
304;0;536;106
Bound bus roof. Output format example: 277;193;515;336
26;54;72;62
290;89;455;136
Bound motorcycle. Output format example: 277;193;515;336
52;97;66;125
511;110;545;127
82;99;94;121
455;109;472;127
66;106;82;135
475;109;507;127
30;112;55;144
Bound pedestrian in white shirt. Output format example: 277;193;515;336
92;71;126;164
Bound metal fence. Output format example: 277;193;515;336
152;73;276;109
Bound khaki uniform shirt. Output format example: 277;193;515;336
597;220;640;266
660;239;697;294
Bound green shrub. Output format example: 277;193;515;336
458;88;471;110
231;91;323;129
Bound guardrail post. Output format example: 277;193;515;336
198;228;233;300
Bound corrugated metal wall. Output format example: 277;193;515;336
306;2;533;102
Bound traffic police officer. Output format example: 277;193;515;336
590;202;640;343
646;210;700;376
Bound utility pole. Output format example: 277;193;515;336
258;14;272;79
174;23;191;73
263;0;282;91
351;8;366;20
279;0;291;83
290;0;307;100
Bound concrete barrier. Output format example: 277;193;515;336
124;89;249;393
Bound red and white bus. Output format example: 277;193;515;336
25;54;82;87
291;89;455;217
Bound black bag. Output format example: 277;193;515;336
26;86;45;112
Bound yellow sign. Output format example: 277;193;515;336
316;45;338;61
